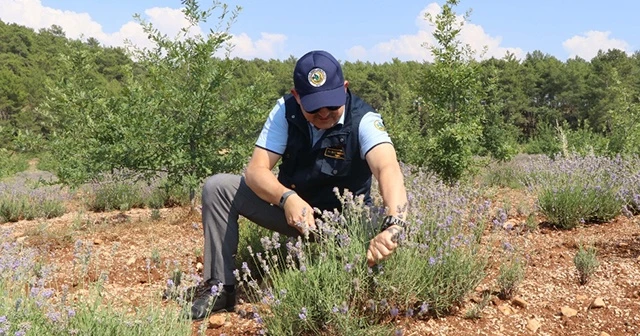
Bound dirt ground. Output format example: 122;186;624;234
4;188;640;336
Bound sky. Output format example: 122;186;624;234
1;0;639;63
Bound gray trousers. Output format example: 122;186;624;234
201;173;301;285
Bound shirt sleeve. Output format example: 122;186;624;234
255;97;289;155
358;112;393;159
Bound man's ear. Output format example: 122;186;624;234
344;80;349;91
291;88;302;105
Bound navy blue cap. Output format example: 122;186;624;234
293;50;346;112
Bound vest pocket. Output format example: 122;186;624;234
320;158;352;177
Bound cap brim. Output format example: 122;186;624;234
299;86;346;112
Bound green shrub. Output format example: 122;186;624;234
574;245;599;285
35;152;62;174
537;184;621;229
239;168;490;334
85;177;190;212
496;251;525;299
0;232;191;335
0;150;29;179
86;182;145;212
522;154;626;229
0;185;66;223
480;161;524;189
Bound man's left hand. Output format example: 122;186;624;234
366;225;402;267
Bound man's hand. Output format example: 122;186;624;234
366;225;402;267
283;193;316;234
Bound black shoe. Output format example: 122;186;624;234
189;281;236;321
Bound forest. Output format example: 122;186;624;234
2;17;639;170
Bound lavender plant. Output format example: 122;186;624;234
0;171;67;223
372;167;489;316
84;170;189;212
496;249;525;300
574;244;599;285
618;156;640;216
521;154;627;229
238;164;490;334
1;228;192;335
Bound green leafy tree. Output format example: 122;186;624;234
606;68;640;155
43;0;270;204
478;57;518;161
420;0;484;183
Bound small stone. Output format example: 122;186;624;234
196;262;203;272
599;332;610;336
576;294;588;302
503;219;518;230
497;304;513;316
93;238;103;245
590;297;606;309
512;297;528;309
16;236;27;244
526;318;541;332
560;306;578;317
126;257;136;266
208;314;225;328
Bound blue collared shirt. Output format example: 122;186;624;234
256;97;392;159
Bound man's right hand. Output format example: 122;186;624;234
283;193;316;234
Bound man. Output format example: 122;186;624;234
190;50;408;320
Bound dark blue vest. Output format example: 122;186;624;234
278;90;373;212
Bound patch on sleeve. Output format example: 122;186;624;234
373;119;386;132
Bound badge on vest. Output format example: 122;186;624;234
324;147;346;160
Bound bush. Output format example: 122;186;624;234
480;160;525;189
619;157;640;216
0;178;67;223
574;245;599;285
84;173;191;212
86;182;145;212
521;154;626;229
0;231;191;335
239;166;490;334
0;150;29;179
496;251;525;300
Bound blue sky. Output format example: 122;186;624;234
2;0;638;63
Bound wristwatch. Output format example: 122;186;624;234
279;190;297;209
380;215;407;232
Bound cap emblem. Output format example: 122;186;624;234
308;68;326;87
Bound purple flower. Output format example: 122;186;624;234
253;312;263;324
390;307;399;318
298;307;307;320
419;302;429;315
46;312;62;323
344;263;353;273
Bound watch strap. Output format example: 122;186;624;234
380;215;407;232
279;190;297;209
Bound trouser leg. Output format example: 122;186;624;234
201;173;300;285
